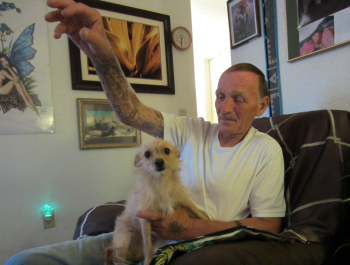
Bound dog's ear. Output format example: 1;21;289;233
174;148;180;159
134;152;142;167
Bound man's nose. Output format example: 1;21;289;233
221;98;234;113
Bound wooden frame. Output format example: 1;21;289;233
77;98;141;150
69;0;175;94
286;0;350;62
227;0;261;49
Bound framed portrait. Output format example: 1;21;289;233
69;0;175;94
227;0;261;49
286;1;350;62
77;98;141;150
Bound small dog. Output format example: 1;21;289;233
105;139;207;265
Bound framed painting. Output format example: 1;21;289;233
227;0;261;49
77;98;141;150
69;0;175;94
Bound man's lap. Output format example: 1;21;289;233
6;233;330;265
5;232;113;265
168;240;331;265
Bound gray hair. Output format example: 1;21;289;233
221;63;269;99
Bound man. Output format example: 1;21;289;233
5;1;328;264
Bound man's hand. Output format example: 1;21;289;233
136;208;195;241
45;0;112;61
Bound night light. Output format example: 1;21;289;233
41;204;54;220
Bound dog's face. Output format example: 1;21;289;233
134;139;180;176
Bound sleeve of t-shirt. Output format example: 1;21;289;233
162;112;209;151
249;141;286;218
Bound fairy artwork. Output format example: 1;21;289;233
0;0;55;134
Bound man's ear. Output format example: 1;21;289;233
257;96;269;117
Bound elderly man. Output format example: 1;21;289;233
5;1;330;264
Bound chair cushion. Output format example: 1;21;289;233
252;109;350;244
73;201;125;240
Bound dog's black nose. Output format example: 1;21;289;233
155;159;165;171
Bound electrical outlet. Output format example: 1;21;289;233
42;213;55;229
179;109;187;116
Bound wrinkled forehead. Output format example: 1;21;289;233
217;71;260;93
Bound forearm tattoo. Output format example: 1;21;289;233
93;55;164;137
234;220;242;227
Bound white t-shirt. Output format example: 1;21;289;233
163;112;286;222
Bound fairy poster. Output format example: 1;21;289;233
0;0;55;134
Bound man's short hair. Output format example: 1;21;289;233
222;63;269;99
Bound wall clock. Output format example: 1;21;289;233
171;27;192;51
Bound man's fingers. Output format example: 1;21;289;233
46;0;76;9
44;10;64;23
61;2;100;23
136;211;164;221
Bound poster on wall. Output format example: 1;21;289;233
0;0;55;135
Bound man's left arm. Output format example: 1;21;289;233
136;209;282;241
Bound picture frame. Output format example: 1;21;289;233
77;98;141;150
227;0;261;49
286;1;350;62
69;0;175;94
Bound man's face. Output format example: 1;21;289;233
215;71;267;139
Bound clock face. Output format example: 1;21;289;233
172;27;192;51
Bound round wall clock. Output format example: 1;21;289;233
171;27;192;51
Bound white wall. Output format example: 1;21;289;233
0;0;196;263
191;0;230;121
230;1;350;114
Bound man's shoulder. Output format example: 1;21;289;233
248;127;281;148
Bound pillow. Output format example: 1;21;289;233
73;201;126;240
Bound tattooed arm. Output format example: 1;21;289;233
92;53;164;138
45;0;164;137
136;209;282;240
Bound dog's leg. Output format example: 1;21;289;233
182;200;209;220
140;219;153;265
110;216;133;265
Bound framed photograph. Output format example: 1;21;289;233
77;98;141;150
286;1;350;62
69;0;175;94
227;0;261;49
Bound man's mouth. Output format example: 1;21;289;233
218;113;238;122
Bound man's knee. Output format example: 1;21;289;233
5;249;60;265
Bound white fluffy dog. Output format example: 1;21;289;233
105;139;207;265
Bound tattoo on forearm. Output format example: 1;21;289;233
154;110;162;119
168;222;185;235
234;220;242;227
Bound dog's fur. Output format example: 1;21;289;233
105;139;207;265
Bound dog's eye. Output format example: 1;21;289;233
144;151;151;159
164;148;170;155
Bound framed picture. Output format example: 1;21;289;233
286;1;350;62
227;0;261;49
77;98;141;150
69;0;175;94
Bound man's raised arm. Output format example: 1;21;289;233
45;0;164;138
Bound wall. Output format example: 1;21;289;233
0;0;196;263
230;1;350;114
191;0;230;121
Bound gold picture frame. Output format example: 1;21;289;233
77;98;141;150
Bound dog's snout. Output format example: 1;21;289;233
155;159;165;171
